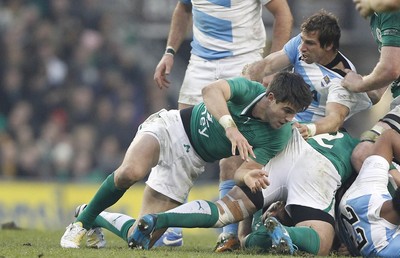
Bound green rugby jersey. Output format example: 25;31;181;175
190;77;292;165
370;11;400;50
307;131;359;183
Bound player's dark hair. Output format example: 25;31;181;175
301;9;341;50
266;71;312;112
393;187;400;216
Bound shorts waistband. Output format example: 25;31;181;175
180;107;195;147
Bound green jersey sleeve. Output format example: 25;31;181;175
370;12;400;49
226;77;266;103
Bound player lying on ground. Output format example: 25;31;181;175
122;128;358;256
337;129;400;257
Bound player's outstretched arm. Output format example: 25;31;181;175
354;0;400;18
202;80;256;161
154;2;192;89
242;50;290;83
264;0;293;53
342;46;400;92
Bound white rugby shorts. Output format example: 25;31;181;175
340;155;390;204
262;129;341;218
178;51;263;106
137;109;206;203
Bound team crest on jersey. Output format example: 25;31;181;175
321;75;331;87
376;28;382;43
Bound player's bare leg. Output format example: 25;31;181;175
352;121;392;172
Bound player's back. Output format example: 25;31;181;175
338;157;400;257
339;191;400;257
307;130;358;182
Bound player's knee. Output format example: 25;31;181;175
351;142;371;172
114;164;143;188
219;169;236;180
317;243;332;256
316;231;334;256
314;227;334;256
219;157;243;180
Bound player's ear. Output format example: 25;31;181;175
266;92;276;103
325;42;334;51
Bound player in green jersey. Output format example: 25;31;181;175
60;71;312;249
239;129;359;255
341;10;400;173
353;0;400;18
128;129;359;255
342;11;400;100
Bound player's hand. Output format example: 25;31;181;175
353;0;374;18
293;122;310;140
337;243;350;256
225;127;256;161
264;201;286;218
243;169;269;193
241;64;250;78
341;70;364;92
154;55;174;89
262;74;275;88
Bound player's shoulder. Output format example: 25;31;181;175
377;10;400;21
227;77;264;90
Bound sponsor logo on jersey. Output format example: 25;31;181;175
183;144;191;153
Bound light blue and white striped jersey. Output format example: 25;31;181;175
181;0;270;60
339;156;400;257
283;34;372;122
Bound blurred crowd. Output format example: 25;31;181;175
0;0;384;182
0;0;153;182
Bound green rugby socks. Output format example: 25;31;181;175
154;200;219;229
76;172;127;229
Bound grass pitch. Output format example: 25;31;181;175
0;228;349;258
0;228;271;258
